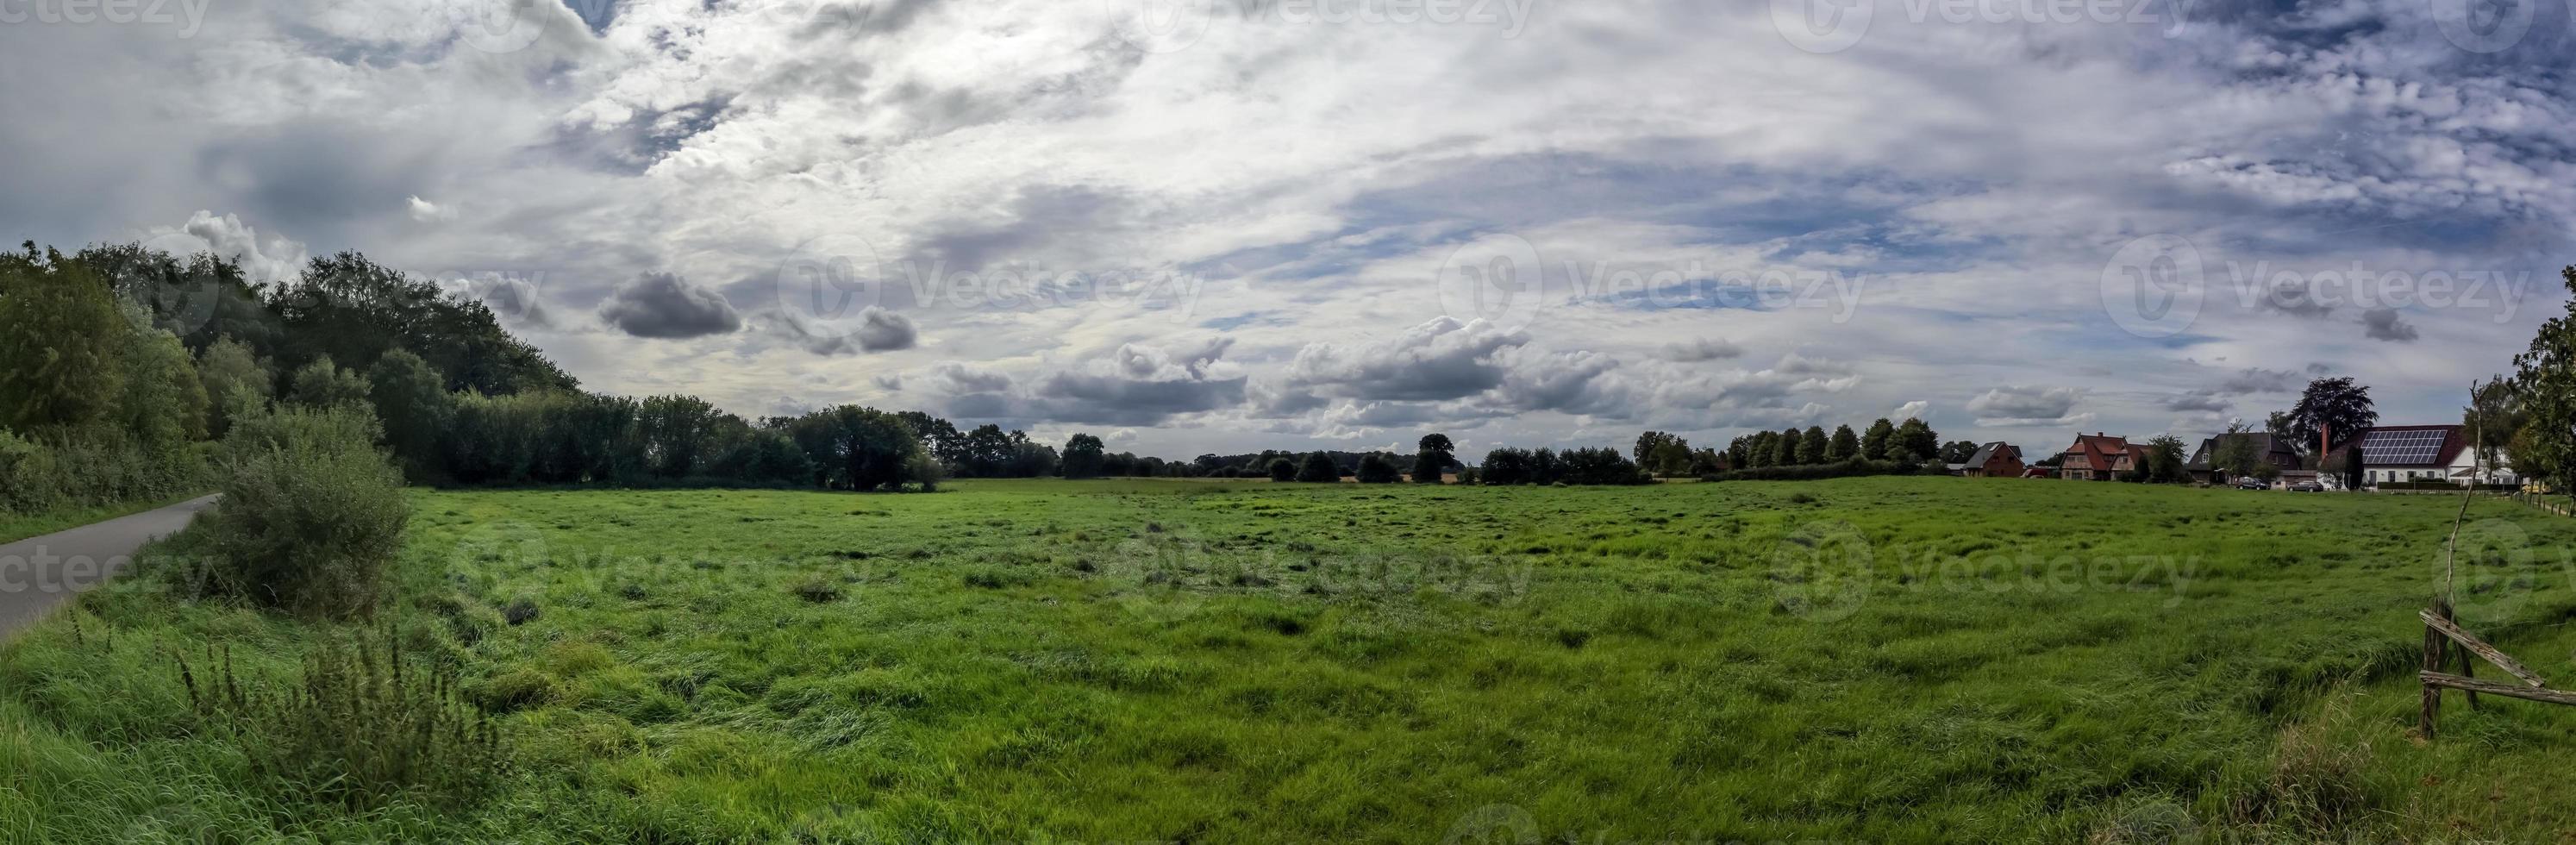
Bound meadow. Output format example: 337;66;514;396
4;477;2574;842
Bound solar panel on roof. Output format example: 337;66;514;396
2359;429;2445;465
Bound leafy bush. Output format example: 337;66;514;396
197;404;410;618
1354;453;1402;484
1295;453;1340;483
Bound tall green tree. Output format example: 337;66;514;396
1416;432;1455;483
366;350;454;481
1296;452;1339;483
286;355;372;410
1354;452;1401;483
2461;376;2523;485
1774;428;1801;466
197;335;272;438
1892;417;1938;462
1061;433;1107;479
1826;424;1859;462
2279;377;2377;456
0;247;128;433
2510;267;2576;501
1861;418;1896;460
115;304;209;448
1797;426;1829;465
2145;434;2187;483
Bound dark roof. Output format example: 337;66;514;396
2326;425;2468;468
2186;432;2298;470
1963;441;2016;469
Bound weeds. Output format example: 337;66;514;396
175;628;503;810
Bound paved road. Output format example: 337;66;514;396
0;496;219;640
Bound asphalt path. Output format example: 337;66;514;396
0;495;218;640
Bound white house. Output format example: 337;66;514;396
2326;425;2516;486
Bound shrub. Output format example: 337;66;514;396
1266;459;1297;482
197;404;410;618
1354;453;1401;484
178;631;504;809
1296;453;1340;483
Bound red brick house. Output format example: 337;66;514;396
1949;441;2024;478
2054;433;2135;481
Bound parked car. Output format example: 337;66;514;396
2287;480;2324;492
2235;477;2270;491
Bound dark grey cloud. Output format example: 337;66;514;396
1966;385;2088;426
2216;367;2300;395
2360;308;2420;342
935;340;1248;426
778;307;918;355
598;272;743;339
934;361;1016;395
1661;337;1744;363
2166;391;2232;413
1287;317;1529;402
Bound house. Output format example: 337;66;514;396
2184;432;2304;484
2054;433;2136;480
1947;441;2024;478
2323;425;2517;486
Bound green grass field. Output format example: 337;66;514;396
6;478;2574;842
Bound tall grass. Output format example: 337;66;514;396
3;478;2573;841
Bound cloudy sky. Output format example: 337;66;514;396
3;0;2571;458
